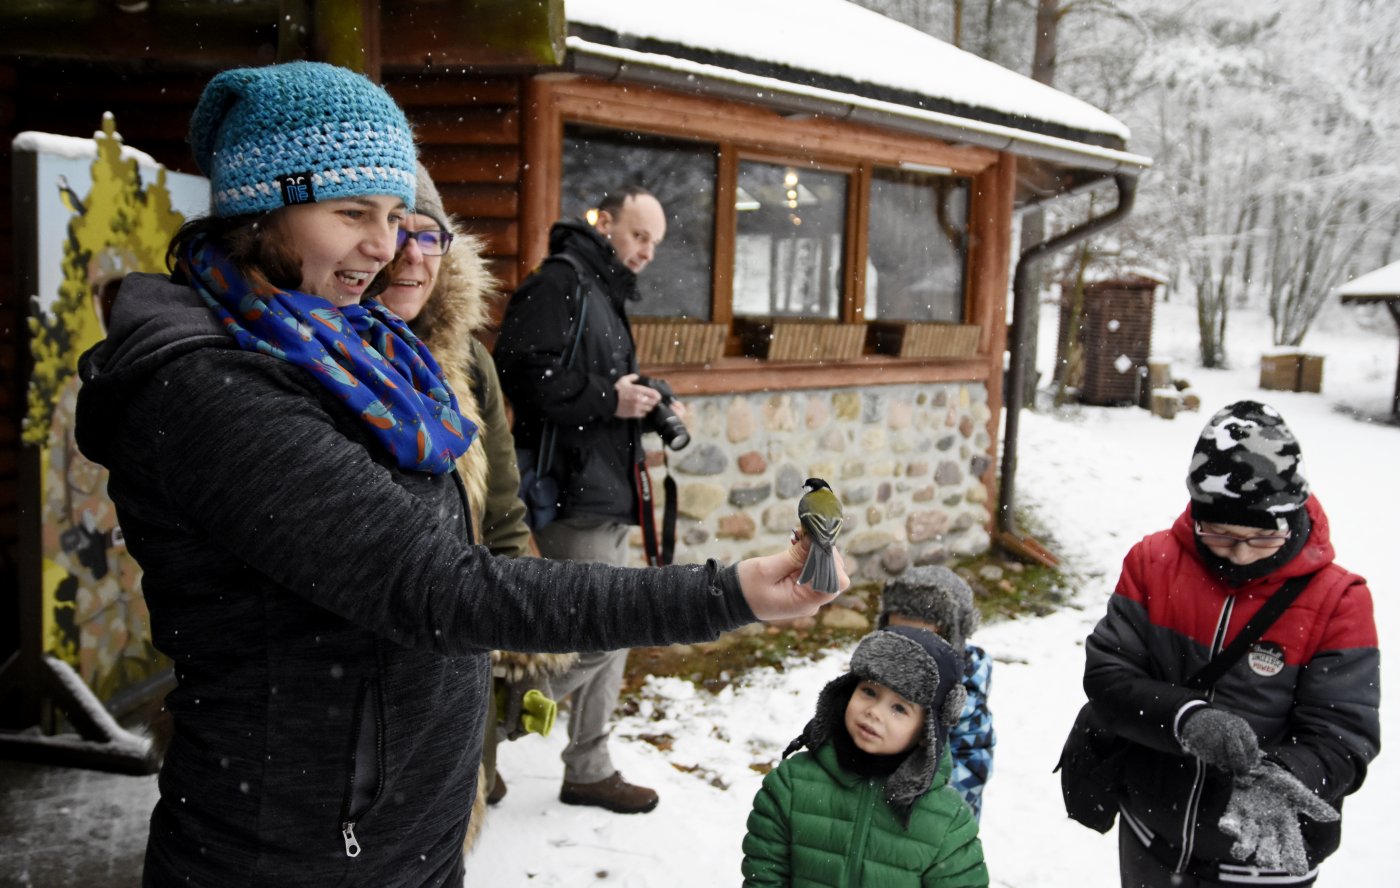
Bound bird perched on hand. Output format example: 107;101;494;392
797;477;843;594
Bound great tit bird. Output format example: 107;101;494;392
797;477;843;594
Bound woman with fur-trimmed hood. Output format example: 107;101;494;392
380;163;576;848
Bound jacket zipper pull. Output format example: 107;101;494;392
341;821;362;858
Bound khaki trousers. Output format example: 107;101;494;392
533;517;632;784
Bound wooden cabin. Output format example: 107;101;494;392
0;1;1148;731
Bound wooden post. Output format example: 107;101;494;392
1389;301;1400;419
1147;358;1172;391
311;0;381;79
519;77;559;283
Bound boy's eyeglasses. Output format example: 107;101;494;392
396;228;453;256
1194;522;1291;550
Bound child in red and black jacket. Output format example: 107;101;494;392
1083;400;1379;887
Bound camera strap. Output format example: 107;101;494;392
661;457;677;567
635;461;660;566
635;453;677;563
633;455;678;567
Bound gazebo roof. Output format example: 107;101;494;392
1338;261;1400;303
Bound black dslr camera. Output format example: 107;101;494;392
634;375;691;451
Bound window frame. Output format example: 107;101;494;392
521;76;1014;394
559;123;721;321
726;150;860;324
864;166;974;325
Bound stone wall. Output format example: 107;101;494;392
630;381;995;582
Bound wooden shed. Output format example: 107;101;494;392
0;1;1148;744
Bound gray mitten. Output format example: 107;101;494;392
1180;707;1260;773
1219;761;1339;877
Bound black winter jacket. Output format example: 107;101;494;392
75;273;755;887
1084;498;1379;883
493;220;643;525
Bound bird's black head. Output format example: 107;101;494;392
803;478;831;493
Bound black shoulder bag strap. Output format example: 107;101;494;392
534;254;590;482
1186;570;1319;690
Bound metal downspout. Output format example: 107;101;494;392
997;173;1138;538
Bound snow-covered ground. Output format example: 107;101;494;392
469;295;1399;887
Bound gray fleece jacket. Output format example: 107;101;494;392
75;273;753;888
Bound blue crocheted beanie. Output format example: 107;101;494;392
190;61;416;218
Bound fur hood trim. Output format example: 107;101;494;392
412;230;497;534
412;230;578;682
492;650;578;682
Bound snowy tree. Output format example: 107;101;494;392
1037;0;1400;363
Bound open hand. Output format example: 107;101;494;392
735;536;850;622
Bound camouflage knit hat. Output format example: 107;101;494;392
878;566;980;654
1187;400;1309;530
787;627;966;822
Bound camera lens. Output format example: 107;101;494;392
648;403;690;451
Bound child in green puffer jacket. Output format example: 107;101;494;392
741;626;989;887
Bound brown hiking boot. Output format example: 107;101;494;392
559;771;658;814
486;771;506;806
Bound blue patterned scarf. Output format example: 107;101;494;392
179;235;476;474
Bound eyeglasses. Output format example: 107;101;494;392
1194;522;1291;550
396;228;453;256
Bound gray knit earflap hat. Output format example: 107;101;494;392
787;626;967;823
878;565;980;654
1187;400;1309;529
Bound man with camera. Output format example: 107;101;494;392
494;185;681;815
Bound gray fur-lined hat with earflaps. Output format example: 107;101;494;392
878;565;980;654
784;626;967;824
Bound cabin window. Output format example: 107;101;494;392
731;161;848;321
865;168;970;323
561;125;717;320
549;119;988;367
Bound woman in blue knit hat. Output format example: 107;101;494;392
74;61;847;888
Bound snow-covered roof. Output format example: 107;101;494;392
1338;261;1400;301
1082;266;1170;286
566;0;1147;173
12;128;159;168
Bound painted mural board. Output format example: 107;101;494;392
14;114;208;714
